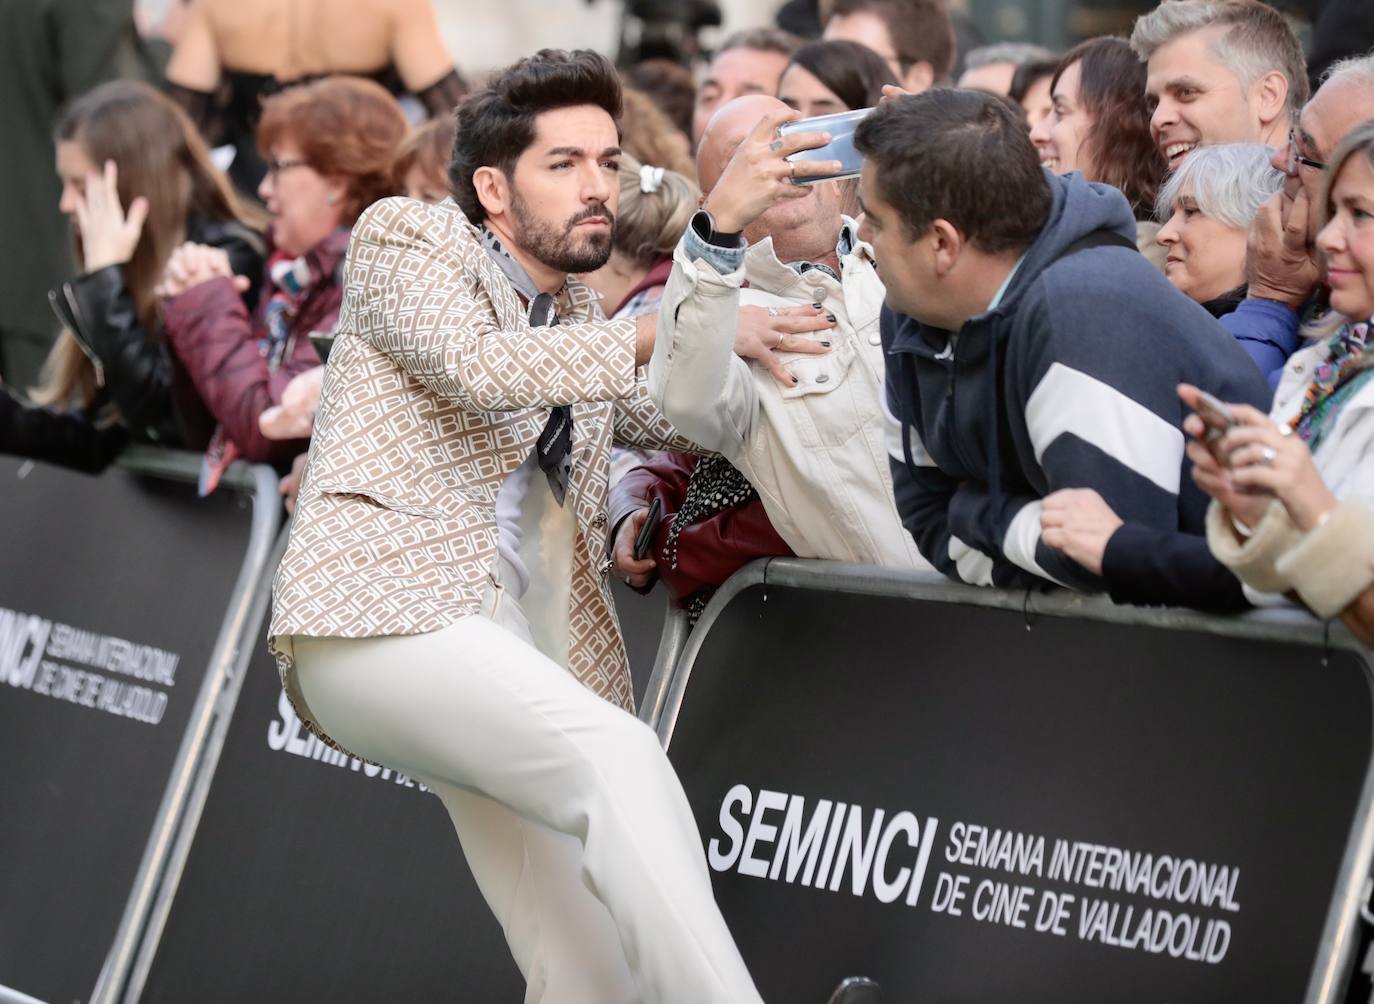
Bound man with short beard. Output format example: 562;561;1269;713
266;49;880;1004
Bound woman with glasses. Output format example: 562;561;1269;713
1183;121;1374;644
0;80;263;474
157;76;407;492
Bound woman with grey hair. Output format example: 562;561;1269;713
1155;143;1285;315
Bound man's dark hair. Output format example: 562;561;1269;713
450;49;622;224
786;39;899;111
830;0;955;82
853;89;1051;253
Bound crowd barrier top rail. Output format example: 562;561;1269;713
651;557;1374;1004
82;448;283;1004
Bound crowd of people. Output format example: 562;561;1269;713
7;0;1374;999
4;0;1374;644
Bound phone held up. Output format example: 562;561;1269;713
778;107;872;185
633;497;663;562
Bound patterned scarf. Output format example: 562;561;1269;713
198;226;350;496
665;454;760;623
1288;319;1374;455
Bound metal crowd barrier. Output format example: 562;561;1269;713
8;446;1374;1001
0;449;282;1004
650;558;1374;1003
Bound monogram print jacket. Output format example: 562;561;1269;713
269;197;694;752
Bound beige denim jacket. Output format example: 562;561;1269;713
649;226;930;572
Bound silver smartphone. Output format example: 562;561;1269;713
778;107;872;185
1194;389;1237;438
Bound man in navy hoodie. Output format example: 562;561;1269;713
852;89;1271;610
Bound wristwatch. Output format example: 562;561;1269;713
690;208;742;249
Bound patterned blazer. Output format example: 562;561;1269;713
269;197;692;748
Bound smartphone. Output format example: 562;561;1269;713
309;331;336;365
1193;389;1237;442
778;107;872;185
633;497;663;561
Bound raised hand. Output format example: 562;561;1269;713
76;160;149;272
701;106;841;234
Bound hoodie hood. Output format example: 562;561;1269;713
994;170;1138;315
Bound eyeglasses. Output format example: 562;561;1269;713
266;156;311;177
1286;129;1326;174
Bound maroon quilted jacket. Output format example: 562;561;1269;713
160;233;344;467
609;452;794;603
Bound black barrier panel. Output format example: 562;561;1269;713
612;579;667;708
141;606;524;1002
0;458;257;1003
667;582;1374;1003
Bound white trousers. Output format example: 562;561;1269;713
289;582;761;1004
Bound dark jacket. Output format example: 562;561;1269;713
160;229;343;467
0;0;157;388
609;452;794;603
882;170;1273;612
0;217;263;473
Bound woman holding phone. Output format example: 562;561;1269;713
1182;121;1374;644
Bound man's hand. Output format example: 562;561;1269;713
156;242;251;299
1040;488;1123;576
611;508;657;588
701;106;841;234
1245;188;1321;309
735;304;835;385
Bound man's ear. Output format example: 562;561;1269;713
1252;69;1290;129
902;61;936;95
473;166;510;220
931;218;963;277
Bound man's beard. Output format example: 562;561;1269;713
511;192;615;274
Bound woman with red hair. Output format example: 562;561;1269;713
158;75;407;491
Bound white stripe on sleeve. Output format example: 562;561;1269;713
881;391;936;466
948;535;995;586
1024;362;1183;494
1001;499;1071;587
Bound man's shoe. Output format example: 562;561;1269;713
826;976;884;1004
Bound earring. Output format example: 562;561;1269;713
326;193;338;206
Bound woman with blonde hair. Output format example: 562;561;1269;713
0;80;264;472
580;151;700;319
1184;120;1374;643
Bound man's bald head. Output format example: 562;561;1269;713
697;94;793;193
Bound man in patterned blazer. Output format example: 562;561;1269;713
266;48;865;1004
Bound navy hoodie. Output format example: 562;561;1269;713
881;171;1272;610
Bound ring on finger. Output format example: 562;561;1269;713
1259;446;1277;467
767;306;780;317
789;160;797;182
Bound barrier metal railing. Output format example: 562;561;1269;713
650;557;1374;1004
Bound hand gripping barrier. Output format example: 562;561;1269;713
0;449;282;1004
651;558;1374;1003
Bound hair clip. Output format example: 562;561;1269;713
639;164;666;194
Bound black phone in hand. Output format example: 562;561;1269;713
633;498;663;561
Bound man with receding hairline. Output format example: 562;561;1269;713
609;95;928;591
